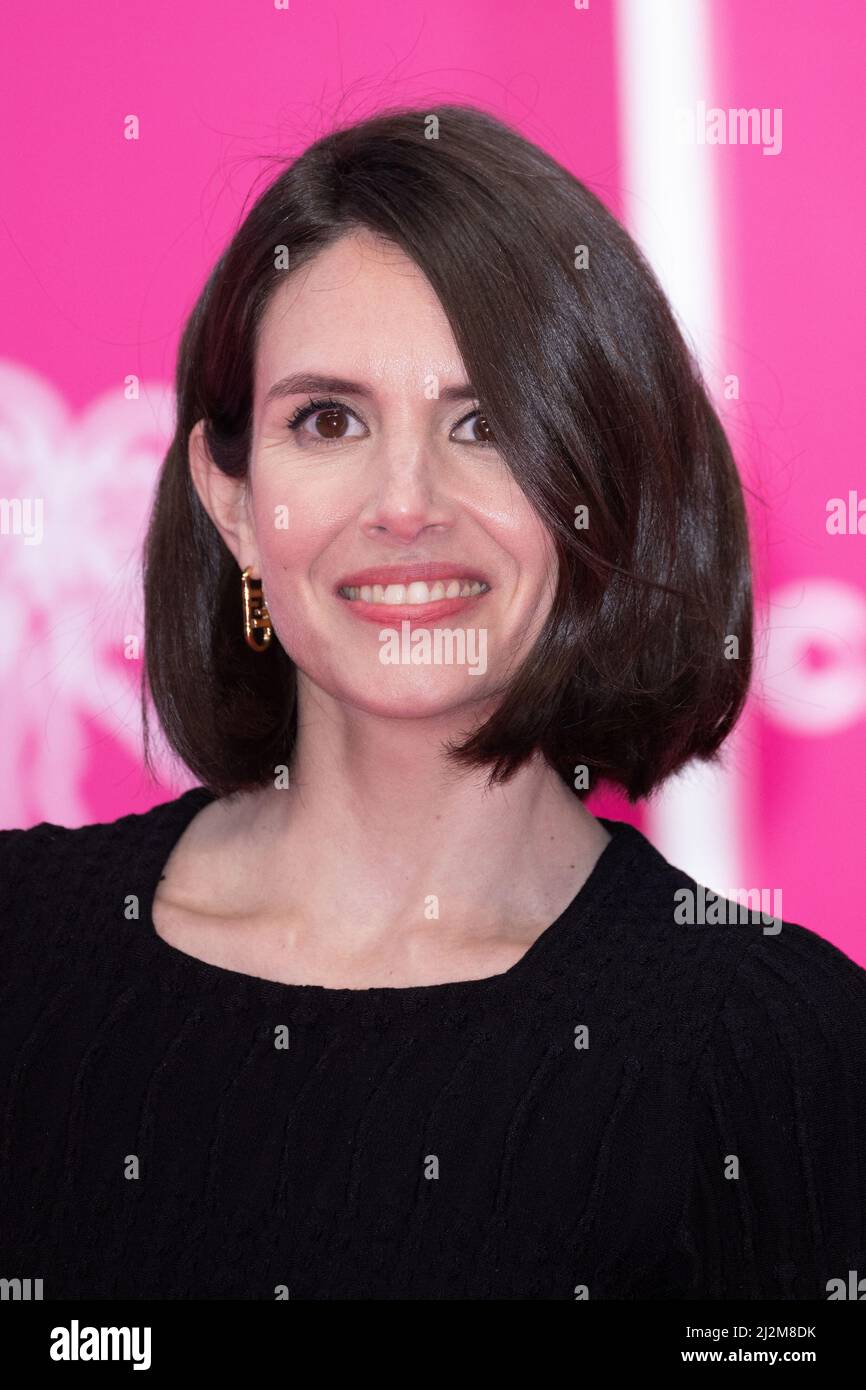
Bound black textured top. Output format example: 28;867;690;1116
1;785;865;1300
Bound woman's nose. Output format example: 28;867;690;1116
358;453;453;542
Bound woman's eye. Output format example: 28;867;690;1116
286;400;495;448
287;402;366;444
450;410;496;446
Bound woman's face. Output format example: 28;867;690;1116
217;229;557;721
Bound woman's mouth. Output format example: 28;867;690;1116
339;579;489;604
336;574;492;625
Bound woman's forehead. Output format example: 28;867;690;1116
254;237;465;406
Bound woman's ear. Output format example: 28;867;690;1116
187;420;258;570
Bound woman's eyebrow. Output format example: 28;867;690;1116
263;372;477;406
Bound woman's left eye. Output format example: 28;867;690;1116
450;410;496;446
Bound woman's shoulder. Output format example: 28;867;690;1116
695;907;866;1082
723;909;866;1004
593;821;866;1067
0;787;212;947
0;809;106;916
0;786;208;868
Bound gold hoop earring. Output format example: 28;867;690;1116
241;565;273;652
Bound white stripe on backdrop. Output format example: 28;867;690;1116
614;0;746;892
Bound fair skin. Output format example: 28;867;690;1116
152;228;611;988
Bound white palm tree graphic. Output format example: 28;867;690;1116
0;359;187;827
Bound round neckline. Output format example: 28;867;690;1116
133;784;647;1010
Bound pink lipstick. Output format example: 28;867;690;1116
335;563;491;626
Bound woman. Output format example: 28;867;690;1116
2;104;865;1301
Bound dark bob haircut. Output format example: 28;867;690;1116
142;103;753;803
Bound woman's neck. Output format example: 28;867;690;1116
158;703;611;988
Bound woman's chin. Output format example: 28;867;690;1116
321;672;494;721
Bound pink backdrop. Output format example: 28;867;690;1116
1;1;863;961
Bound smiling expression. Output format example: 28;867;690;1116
197;228;559;719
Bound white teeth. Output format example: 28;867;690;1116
339;578;490;605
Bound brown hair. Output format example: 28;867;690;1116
141;103;753;803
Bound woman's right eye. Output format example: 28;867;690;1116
286;399;367;445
